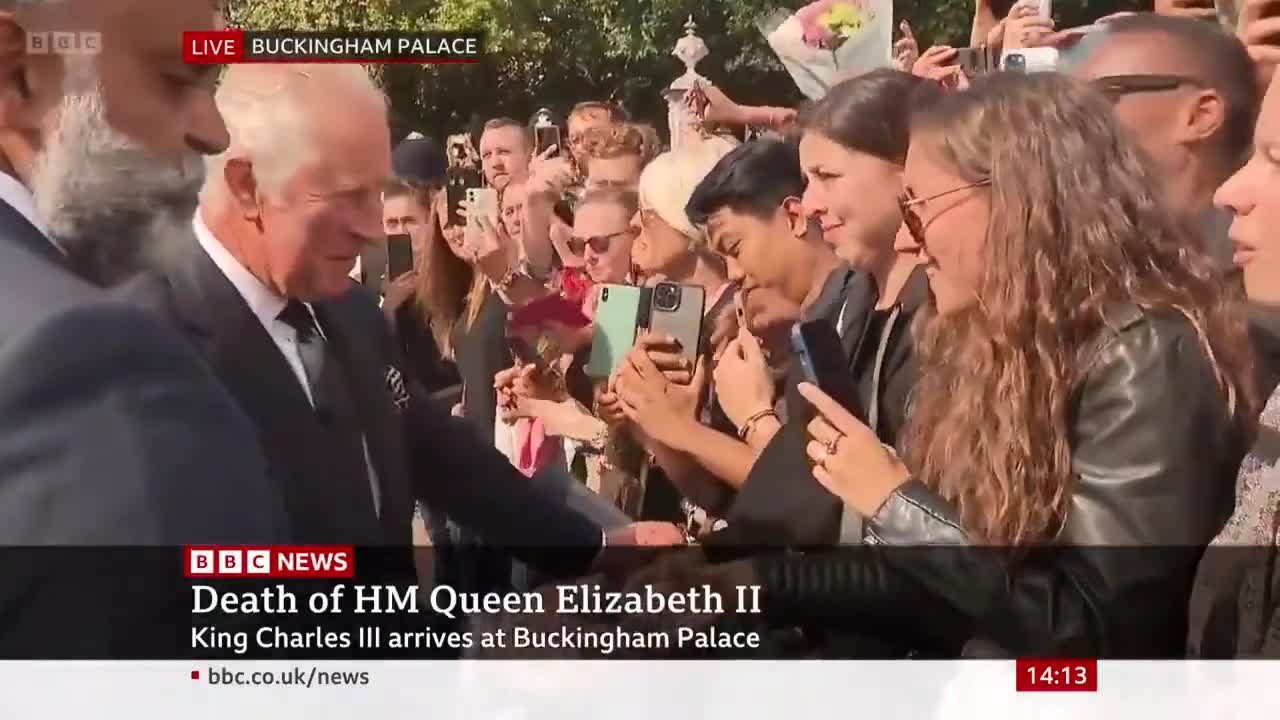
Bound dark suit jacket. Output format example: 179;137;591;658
127;241;418;548
127;239;604;579
0;200;286;657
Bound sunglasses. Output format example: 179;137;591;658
1092;74;1198;102
568;229;632;256
898;180;991;246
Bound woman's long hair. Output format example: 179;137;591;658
900;73;1257;545
412;187;484;358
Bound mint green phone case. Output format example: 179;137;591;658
585;284;642;379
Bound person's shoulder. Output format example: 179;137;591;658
0;237;100;332
1082;304;1207;377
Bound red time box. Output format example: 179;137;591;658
1015;658;1098;692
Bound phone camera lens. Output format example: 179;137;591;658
601;287;609;302
1006;54;1025;71
654;283;680;311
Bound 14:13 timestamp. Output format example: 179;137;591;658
1015;658;1098;692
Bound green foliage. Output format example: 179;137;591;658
224;0;1145;141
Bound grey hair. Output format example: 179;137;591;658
31;55;206;285
200;64;388;206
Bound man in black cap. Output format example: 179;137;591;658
361;133;450;296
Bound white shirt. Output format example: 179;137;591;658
193;212;382;517
0;170;49;239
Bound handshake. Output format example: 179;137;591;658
474;540;764;659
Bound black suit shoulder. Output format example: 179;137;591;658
0;243;283;545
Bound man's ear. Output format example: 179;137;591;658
1179;89;1226;146
781;197;807;237
223;158;261;220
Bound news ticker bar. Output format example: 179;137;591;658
182;30;485;65
9;660;1280;717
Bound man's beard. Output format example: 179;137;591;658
31;84;206;286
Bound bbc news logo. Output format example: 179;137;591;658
26;32;101;56
185;546;354;578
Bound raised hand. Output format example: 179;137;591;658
713;324;776;431
894;21;920;72
913;45;962;83
1002;0;1056;51
798;382;908;517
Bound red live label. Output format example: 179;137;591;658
184;546;354;578
183;30;245;64
1015;658;1098;692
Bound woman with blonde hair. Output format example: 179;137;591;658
608;141;758;534
644;72;1257;657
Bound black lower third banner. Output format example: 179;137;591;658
0;546;1271;659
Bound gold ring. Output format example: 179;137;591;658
824;434;842;456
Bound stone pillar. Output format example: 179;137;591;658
663;15;710;151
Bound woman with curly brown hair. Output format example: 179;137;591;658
647;72;1257;658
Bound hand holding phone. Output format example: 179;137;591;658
790;320;862;419
796;381;908;518
1003;0;1056;50
712;325;778;431
465;187;499;251
445;167;481;228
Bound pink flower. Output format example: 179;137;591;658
796;0;838;48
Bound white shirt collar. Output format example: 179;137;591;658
0;170;49;238
192;210;287;329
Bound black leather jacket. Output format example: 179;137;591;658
752;306;1250;657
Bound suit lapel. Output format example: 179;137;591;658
314;298;413;544
166;243;367;542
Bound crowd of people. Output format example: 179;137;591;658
1;0;1279;660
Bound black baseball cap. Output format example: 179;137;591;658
392;134;448;185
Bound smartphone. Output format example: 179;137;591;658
585;284;644;379
1003;47;1058;73
386;233;414;281
445;167;481;228
955;46;994;75
641;282;705;366
790;319;863;418
535;124;562;156
465;187;499;249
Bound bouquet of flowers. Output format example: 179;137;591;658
759;0;893;101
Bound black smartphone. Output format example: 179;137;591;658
386;233;413;280
535;124;562;156
445;167;481;228
789;319;863;418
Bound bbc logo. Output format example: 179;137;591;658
26;31;102;56
187;548;271;577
